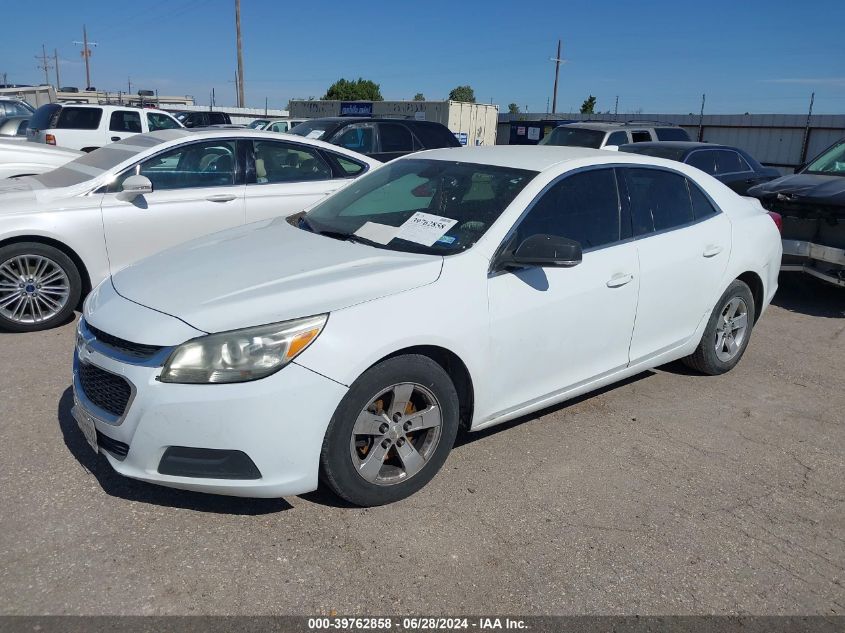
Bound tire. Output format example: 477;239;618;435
320;354;460;506
0;242;82;333
683;279;755;375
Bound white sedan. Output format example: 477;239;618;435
75;146;782;506
0;128;379;331
0;140;82;179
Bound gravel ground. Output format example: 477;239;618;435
0;272;843;616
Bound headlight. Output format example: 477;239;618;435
159;314;327;384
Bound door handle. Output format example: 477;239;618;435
206;194;237;202
703;244;723;258
606;273;634;288
110;136;120;141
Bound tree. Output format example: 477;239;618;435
580;95;597;114
507;103;520;114
449;85;476;103
323;78;383;101
413;93;425;101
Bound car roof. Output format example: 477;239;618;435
620;141;727;151
411;145;631;171
303;117;443;126
52;103;173;114
562;121;678;131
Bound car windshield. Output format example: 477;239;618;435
289;120;336;140
303;159;537;255
31;133;168;188
804;141;845;176
248;120;269;129
540;126;605;149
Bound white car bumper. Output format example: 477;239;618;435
72;320;347;498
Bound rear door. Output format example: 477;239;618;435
100;139;246;272
107;110;142;143
244;139;347;222
623;167;731;363
374;122;415;161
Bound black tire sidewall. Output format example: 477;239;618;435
0;242;82;333
320;354;460;506
699;280;755;373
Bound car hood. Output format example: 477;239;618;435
0;177;40;211
110;217;444;334
748;174;845;207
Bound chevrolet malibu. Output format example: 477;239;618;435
0;128;378;332
74;146;782;506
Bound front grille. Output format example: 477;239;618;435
87;323;162;360
96;430;129;460
78;362;132;418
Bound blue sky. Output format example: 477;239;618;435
2;0;844;114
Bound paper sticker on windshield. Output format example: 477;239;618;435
395;212;458;246
354;222;398;245
306;130;325;139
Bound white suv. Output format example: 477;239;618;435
541;121;690;149
27;103;182;151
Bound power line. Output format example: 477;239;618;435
73;25;98;90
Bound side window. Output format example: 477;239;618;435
331;125;375;153
379;123;414;153
268;121;288;133
114;140;237;191
515;169;620;250
253;140;332;183
625;168;694;235
686;150;717;175
688;179;719;220
630;130;651;143
714;150;748;174
655;128;690;141
209;112;227;125
56;107;102;130
605;131;628;146
109;111;142;133
329;153;367;177
147;112;180;131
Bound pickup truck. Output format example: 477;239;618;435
749;138;845;287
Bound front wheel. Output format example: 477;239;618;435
0;242;82;332
320;355;460;506
683;279;755;375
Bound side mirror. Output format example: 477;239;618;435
116;175;153;201
499;234;583;269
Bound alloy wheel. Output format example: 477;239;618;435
350;382;443;486
714;296;749;362
0;254;70;324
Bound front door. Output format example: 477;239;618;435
101;139;246;273
487;167;639;414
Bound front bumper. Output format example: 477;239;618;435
72;322;347;498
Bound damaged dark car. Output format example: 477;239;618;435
749;138;845;287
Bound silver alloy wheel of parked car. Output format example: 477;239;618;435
0;254;70;324
350;382;443;486
714;297;749;362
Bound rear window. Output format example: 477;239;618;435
28;104;62;130
56;107;102;130
410;123;461;149
541;127;605;149
655;127;691;141
289;121;337;140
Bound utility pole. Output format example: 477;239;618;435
74;26;97;90
799;91;815;166
697;93;706;141
614;95;619;120
549;39;565;114
235;0;245;108
35;44;53;86
54;49;60;88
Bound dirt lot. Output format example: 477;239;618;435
0;273;843;616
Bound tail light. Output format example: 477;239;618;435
45;134;56;146
767;211;783;233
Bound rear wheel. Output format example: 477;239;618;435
0;242;81;332
320;355;460;506
683;279;755;375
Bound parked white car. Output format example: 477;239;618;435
255;119;307;133
0;128;378;331
26;103;182;151
73;146;782;506
0;140;81;179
